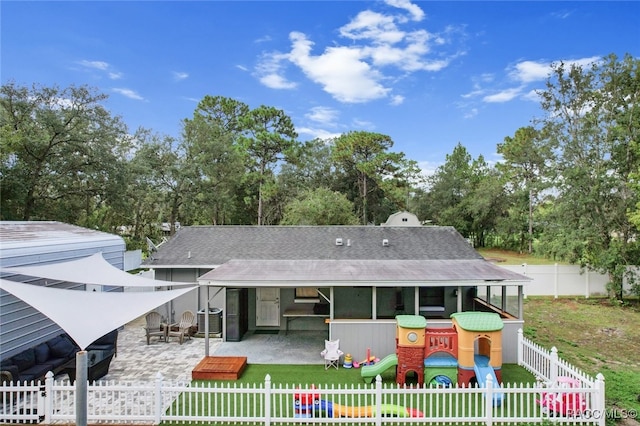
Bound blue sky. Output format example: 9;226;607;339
2;1;639;174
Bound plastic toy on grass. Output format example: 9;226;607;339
294;385;320;418
343;353;353;368
537;376;587;416
353;348;379;368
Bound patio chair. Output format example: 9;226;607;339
167;310;195;344
144;311;166;345
320;339;343;370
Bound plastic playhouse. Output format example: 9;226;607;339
361;312;505;396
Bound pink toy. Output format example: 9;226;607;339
537;377;587;416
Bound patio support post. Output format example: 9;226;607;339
329;287;334;319
501;286;507;312
75;350;88;426
518;285;524;319
457;285;462;312
372;286;377;320
414;286;419;315
205;286;210;357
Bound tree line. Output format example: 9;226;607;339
1;54;638;298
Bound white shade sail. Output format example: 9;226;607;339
0;278;196;350
1;253;194;287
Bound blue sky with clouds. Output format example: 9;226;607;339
2;1;638;174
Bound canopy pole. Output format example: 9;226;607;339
75;350;88;426
205;286;210;357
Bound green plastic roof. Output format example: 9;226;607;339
396;315;427;329
450;312;504;331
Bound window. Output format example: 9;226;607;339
295;287;319;303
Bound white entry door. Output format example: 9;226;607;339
256;287;280;326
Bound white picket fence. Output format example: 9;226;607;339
1;331;606;425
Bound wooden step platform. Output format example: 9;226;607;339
192;356;247;380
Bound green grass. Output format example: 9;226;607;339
476;248;568;265
161;364;537;425
192;363;535;387
523;297;640;419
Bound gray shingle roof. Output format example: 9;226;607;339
198;259;529;285
144;225;483;267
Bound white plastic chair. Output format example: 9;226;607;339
320;339;344;370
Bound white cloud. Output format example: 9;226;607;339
236;64;249;72
288;31;389;103
78;59;122;80
523;89;543;103
173;71;189;81
390;95;404;105
340;10;405;44
255;0;460;104
483;87;523;103
305;107;339;126
255;51;297;89
113;88;145;101
79;60;109;70
385;0;425;21
260;73;298;90
296;126;342;141
351;118;375;129
551;9;573;19
508;60;550;83
464;108;479;119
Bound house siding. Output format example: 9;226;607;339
0;222;125;360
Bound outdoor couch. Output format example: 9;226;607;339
0;330;118;383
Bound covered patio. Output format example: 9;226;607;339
198;258;530;363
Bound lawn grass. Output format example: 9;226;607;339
193;363;535;387
523;297;640;417
170;364;537;425
476;248;569;265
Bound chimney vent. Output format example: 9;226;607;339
382;239;389;247
335;238;343;246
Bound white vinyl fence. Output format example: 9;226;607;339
501;264;637;298
1;330;606;426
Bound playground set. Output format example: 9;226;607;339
360;312;504;404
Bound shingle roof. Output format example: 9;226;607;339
198;259;528;285
144;225;483;267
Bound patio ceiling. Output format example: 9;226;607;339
198;259;530;287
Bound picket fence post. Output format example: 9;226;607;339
517;328;523;366
595;373;606;426
485;374;493;426
375;375;383;426
264;374;272;426
550;347;559;383
154;373;163;424
42;371;54;424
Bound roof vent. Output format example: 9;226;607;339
382;239;389;247
335;238;343;246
